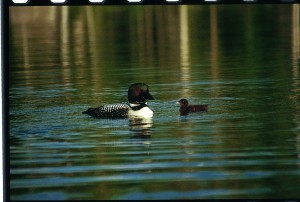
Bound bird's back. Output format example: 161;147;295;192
189;104;208;112
82;103;130;119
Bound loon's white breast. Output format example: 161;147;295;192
128;103;153;118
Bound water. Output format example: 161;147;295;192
9;5;300;200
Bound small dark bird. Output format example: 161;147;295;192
176;98;208;116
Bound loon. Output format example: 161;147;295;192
177;98;208;116
82;83;155;119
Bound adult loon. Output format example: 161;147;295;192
82;83;155;119
177;98;208;116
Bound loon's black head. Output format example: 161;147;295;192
128;83;155;104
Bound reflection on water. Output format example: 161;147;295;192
129;117;153;137
9;5;300;200
180;5;191;98
292;5;300;160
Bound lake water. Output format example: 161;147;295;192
9;5;300;200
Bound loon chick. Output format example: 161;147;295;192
82;83;155;119
177;98;208;116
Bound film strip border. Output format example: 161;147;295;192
9;0;300;5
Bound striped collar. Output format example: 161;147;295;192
129;103;147;111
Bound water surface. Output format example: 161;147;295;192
9;5;300;200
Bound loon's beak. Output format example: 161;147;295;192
147;93;155;100
176;101;180;105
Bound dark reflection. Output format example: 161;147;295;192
129;117;153;138
178;115;190;126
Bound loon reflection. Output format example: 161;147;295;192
129;117;153;138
